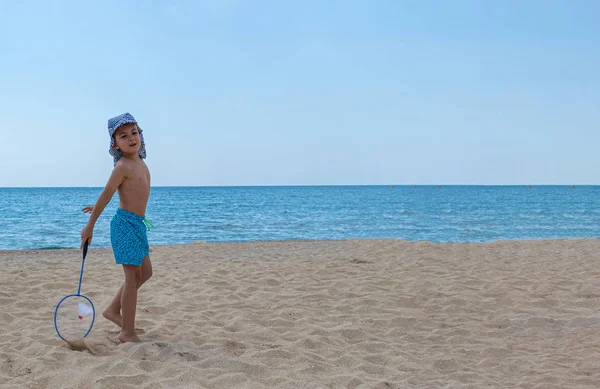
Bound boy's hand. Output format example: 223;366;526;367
81;224;93;249
82;206;94;214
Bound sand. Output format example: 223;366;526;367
1;238;600;388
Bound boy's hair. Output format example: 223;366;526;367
112;124;142;141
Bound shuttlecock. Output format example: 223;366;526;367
78;302;93;319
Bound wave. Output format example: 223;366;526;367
209;224;244;230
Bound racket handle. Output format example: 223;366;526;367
82;239;89;260
77;240;89;296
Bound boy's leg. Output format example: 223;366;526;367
102;285;124;327
140;256;153;287
119;264;142;343
103;256;152;327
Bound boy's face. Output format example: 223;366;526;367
113;123;142;155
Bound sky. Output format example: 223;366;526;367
0;0;599;187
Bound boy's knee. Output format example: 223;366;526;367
141;258;152;284
139;272;151;289
141;267;152;284
124;266;141;284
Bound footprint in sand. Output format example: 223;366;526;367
65;339;111;356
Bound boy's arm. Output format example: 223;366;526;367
87;163;128;226
81;164;128;248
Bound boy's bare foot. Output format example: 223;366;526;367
118;331;142;343
102;309;123;328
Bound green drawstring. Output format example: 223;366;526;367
143;218;155;232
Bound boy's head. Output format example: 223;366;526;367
107;113;146;165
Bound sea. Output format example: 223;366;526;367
0;186;598;250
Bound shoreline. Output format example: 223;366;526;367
1;236;597;254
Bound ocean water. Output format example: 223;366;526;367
0;186;598;250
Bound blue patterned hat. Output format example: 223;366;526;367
107;113;147;166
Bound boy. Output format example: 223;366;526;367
81;112;152;343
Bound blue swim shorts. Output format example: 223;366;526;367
110;208;149;267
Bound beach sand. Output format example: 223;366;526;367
1;239;600;388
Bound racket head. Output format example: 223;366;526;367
54;294;96;342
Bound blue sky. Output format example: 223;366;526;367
1;0;598;186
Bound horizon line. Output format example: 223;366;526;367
0;184;596;189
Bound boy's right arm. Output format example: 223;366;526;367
80;163;128;248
